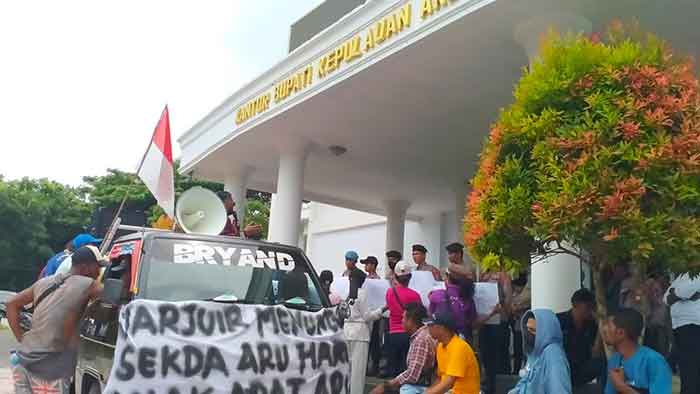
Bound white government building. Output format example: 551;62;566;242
178;0;700;313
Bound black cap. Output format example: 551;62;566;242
423;311;457;331
360;256;379;265
445;243;464;253
412;244;427;253
386;250;402;260
71;245;107;266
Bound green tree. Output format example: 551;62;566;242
245;198;271;238
0;176;90;290
465;25;700;320
81;161;271;232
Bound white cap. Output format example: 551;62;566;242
394;260;413;277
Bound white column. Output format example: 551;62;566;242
268;145;307;245
267;193;279;241
384;200;410;254
515;13;592;313
224;167;251;225
531;252;584;313
454;179;468;245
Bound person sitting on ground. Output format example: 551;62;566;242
371;302;437;394
428;270;477;343
383;261;422;378
343;250;360;277
509;309;572;394
557;288;606;388
361;256;381;279
412;244;441;281
604;308;672;394
319;270;342;305
424;311;481;394
345;268;386;394
7;245;105;394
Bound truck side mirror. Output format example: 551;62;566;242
102;278;123;305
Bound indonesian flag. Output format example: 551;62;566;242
137;106;175;218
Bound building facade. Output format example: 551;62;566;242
179;0;700;312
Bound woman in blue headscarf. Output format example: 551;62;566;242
509;309;572;394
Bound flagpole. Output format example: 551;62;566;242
98;105;169;254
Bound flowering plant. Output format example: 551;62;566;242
466;24;700;283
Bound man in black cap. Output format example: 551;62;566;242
412;244;441;281
7;245;106;393
385;250;402;281
361;256;381;279
445;242;475;280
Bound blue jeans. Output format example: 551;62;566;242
400;384;427;394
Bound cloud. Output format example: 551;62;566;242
0;0;323;185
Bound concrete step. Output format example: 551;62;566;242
364;374;602;394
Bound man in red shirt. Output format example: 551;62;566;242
383;261;422;378
217;191;262;238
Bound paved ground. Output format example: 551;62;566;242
0;324;18;394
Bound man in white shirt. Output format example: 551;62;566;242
664;273;700;394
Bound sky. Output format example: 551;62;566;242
0;0;324;185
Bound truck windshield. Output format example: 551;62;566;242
138;238;326;309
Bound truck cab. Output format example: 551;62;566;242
75;231;330;394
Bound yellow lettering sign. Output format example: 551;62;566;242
421;0;450;19
275;64;314;104
317;35;364;79
365;3;412;53
235;2;418;127
397;3;412;29
235;93;271;125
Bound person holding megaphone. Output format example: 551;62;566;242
216;191;263;239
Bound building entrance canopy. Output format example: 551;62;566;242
179;0;700;245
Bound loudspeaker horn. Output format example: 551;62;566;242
175;187;227;235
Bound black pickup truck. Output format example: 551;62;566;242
75;230;331;394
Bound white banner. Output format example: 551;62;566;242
475;282;500;320
331;272;439;309
363;279;390;311
330;277;350;300
408;271;437;307
104;300;350;394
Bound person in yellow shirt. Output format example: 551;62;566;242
425;311;481;394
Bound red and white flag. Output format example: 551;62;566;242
137;106;175;218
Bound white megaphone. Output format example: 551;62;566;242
175;186;227;235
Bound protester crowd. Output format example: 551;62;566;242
4;198;699;394
328;243;699;394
